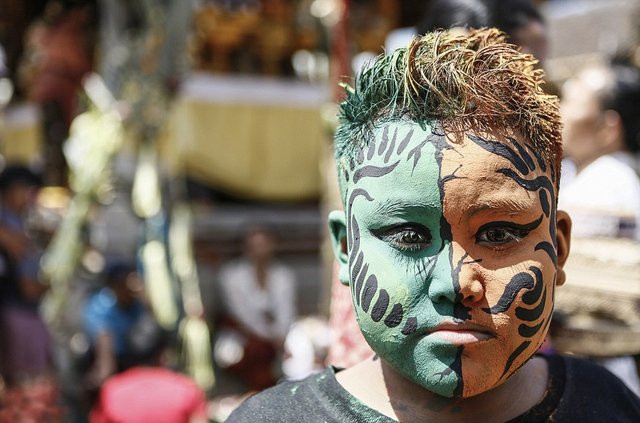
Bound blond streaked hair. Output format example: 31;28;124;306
335;27;562;186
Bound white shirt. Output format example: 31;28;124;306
559;153;640;395
559;152;640;240
219;259;296;340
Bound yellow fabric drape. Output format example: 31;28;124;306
3;78;329;203
170;98;326;201
2;105;41;164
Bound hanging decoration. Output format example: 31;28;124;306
41;0;214;391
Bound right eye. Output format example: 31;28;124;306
373;224;432;253
475;216;543;250
476;227;523;245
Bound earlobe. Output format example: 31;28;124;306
601;110;624;151
328;210;350;286
555;210;572;286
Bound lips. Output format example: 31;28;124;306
426;319;496;345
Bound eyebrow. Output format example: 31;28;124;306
477;215;544;232
373;197;442;216
465;194;539;218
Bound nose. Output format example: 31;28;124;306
457;266;485;306
454;245;485;307
427;242;457;304
427;242;485;306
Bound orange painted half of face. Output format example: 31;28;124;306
441;129;560;397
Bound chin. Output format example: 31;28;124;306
391;354;463;398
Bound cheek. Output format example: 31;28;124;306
482;262;555;327
354;244;414;318
483;263;533;308
461;263;555;395
349;238;405;314
354;229;422;285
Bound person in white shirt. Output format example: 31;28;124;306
560;58;640;241
558;57;640;395
216;225;296;390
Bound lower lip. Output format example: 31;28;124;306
428;330;494;345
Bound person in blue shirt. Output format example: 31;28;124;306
82;261;147;389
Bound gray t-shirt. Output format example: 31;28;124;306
227;354;640;422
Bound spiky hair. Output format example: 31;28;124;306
335;27;562;185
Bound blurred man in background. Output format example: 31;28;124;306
0;164;48;384
557;56;640;395
560;57;640;241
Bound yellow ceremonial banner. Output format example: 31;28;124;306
2;104;41;163
3;77;330;203
170;99;325;201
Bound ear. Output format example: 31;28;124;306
555;210;572;287
328;210;350;286
600;109;624;152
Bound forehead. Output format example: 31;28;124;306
342;121;558;227
440;131;549;216
348;121;549;198
343;123;439;211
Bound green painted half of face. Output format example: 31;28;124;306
330;120;463;397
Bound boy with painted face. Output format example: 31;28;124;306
227;28;640;422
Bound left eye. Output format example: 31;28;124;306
476;216;543;248
374;224;432;253
475;225;528;247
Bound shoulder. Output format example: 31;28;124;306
226;370;330;422
561;155;640;212
227;367;395;423
562;353;632;385
552;354;640;421
583;154;640;184
219;259;251;280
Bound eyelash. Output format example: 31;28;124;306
373;224;432;253
475;224;531;249
475;215;543;249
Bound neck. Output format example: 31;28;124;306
575;141;627;175
254;259;270;288
336;355;549;423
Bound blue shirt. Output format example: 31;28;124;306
83;287;143;355
0;208;42;308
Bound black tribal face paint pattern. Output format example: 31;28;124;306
339;121;559;398
465;134;558;380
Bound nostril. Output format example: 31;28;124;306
436;294;452;304
459;280;484;305
427;281;459;304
